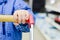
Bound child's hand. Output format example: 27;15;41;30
13;10;29;26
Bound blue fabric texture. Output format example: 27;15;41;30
0;0;33;40
0;0;7;5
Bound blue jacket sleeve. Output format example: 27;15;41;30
14;0;34;32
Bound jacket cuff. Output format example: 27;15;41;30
15;23;30;32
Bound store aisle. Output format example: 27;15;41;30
22;26;46;40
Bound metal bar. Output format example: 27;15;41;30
30;24;33;40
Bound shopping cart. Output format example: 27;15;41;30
0;14;34;40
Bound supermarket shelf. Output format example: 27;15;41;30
45;17;60;30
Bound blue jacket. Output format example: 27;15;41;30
0;0;33;40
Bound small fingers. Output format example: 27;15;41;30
18;13;22;24
21;15;26;24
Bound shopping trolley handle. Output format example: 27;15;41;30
0;14;34;27
26;14;34;27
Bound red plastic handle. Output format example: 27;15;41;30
26;14;34;28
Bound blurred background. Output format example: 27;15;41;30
22;0;60;40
